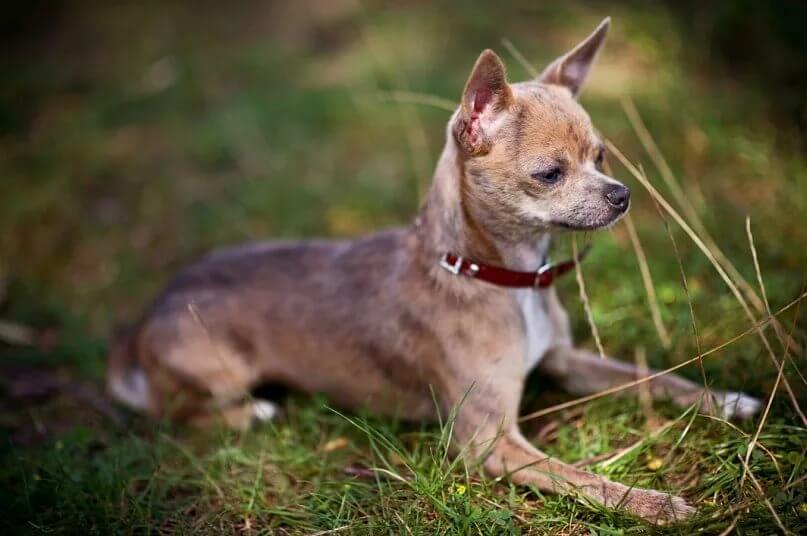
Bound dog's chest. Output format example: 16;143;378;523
512;288;552;371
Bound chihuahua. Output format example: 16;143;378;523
109;18;760;523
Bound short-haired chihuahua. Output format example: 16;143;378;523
109;18;760;523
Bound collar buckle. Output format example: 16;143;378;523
534;260;553;288
439;253;463;275
536;261;552;276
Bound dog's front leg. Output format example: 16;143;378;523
450;385;695;523
538;346;761;419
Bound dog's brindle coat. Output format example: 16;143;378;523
109;19;760;523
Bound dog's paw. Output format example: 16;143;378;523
251;399;281;424
621;488;696;525
600;483;696;524
715;391;762;420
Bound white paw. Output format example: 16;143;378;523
717;391;762;420
252;399;280;422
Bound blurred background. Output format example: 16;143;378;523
1;1;806;532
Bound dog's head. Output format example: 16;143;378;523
452;18;628;239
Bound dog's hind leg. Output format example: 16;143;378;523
139;316;270;429
538;346;761;419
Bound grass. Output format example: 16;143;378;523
1;1;806;534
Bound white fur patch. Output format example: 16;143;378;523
252;399;280;422
108;368;149;410
512;288;552;372
516;198;550;223
718;391;762;420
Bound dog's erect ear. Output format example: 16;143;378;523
538;17;610;97
455;49;513;155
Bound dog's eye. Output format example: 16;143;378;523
531;167;564;184
595;147;605;168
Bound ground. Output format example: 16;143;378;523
1;2;806;534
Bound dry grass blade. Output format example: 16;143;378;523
634;346;657;424
740;354;787;489
607;140;807;426
621;98;766;314
597;419;676;468
500;37;539;78
606;141;750;316
519;291;806;422
737;454;792;535
370;467;408;484
745;217;772;317
623;98;799;355
784;473;807;491
651;185;712;408
623;214;671;348
699;414;782;481
572;235;605;359
740;291;801;487
476;494;530;524
377;90;457;112
362;29;439;201
308;525;353;536
717;518;739;536
747;218;806;387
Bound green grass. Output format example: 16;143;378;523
1;1;806;534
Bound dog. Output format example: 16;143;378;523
108;18;761;523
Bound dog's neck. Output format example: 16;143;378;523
415;125;551;273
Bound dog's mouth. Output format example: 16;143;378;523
550;203;630;231
551;220;607;231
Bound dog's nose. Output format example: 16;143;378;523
605;184;630;210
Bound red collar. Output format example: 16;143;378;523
439;245;590;289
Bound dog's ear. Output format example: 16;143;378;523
455;49;513;155
538;17;609;98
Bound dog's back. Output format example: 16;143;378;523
107;229;456;425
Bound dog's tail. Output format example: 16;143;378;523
106;326;150;412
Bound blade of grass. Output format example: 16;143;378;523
377;90;456;112
243;449;265;530
309;525;353;536
737;454;791;535
621;98;765;314
500;38;539;78
598;418;678;469
622;214;671;348
651;182;712;407
745;217;771;318
160;433;224;499
717;517;738;536
623;98;799;355
740;285;801;487
572;234;605;359
747;217;807;387
698;414;782;481
634;346;657;425
361;25;439;202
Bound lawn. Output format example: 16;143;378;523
1;1;805;534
